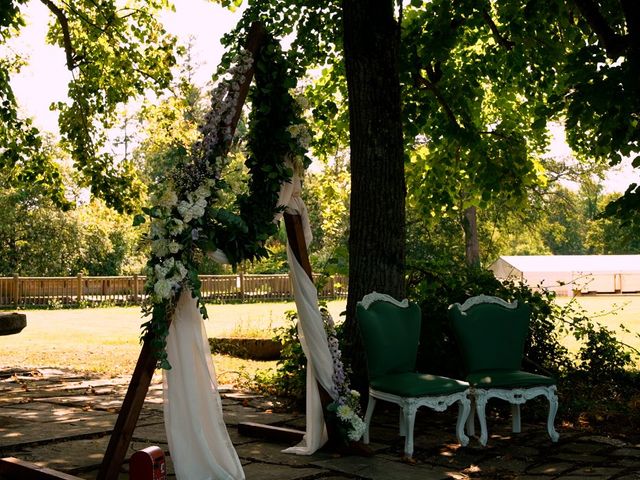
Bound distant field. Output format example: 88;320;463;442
0;300;346;378
555;295;640;355
0;296;637;378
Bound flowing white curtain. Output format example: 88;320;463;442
164;290;245;480
163;171;337;479
281;176;337;455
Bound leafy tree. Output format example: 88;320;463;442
215;1;405;385
0;185;144;276
1;0;180;212
0;189;78;275
72;200;147;275
586;192;640;253
302;154;350;275
134;42;208;187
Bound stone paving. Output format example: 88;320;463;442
1;368;639;479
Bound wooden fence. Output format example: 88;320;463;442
0;273;348;308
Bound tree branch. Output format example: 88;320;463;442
40;0;77;70
413;72;460;129
481;9;515;50
61;0;109;34
572;0;628;58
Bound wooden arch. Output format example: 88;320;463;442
96;22;336;479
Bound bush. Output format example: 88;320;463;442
250;310;307;407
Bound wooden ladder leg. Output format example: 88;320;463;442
97;339;158;480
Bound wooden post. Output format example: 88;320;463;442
12;274;18;308
133;274;139;304
282;213;339;445
0;457;83;480
97;22;267;480
281;213;371;455
76;274;83;306
239;271;245;302
97;338;158;480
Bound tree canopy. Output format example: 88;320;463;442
4;0;640;267
1;0;180;212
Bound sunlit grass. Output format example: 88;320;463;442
555;295;640;354
0;300;345;382
2;296;636;381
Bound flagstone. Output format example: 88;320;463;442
561;465;625;477
236;440;334;467
242;462;326;480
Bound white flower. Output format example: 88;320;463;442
150;219;167;239
151;239;169;257
154;257;175;279
177;197;207;224
168;219;185;236
336;404;354;421
347;416;366;441
194;184;211;200
154;278;173;299
172;261;189;283
158;189;178;208
168;241;182;254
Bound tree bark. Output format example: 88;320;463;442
342;0;405;390
462;206;481;268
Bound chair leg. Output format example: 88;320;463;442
547;389;560;442
456;397;471;447
511;403;521;433
475;394;489;446
403;402;418;458
399;407;406;437
363;396;377;445
466;398;476;437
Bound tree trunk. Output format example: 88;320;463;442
462;205;481;268
342;0;405;391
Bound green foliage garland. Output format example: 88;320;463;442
139;36;310;368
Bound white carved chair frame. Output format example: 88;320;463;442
453;294;560;446
359;292;472;458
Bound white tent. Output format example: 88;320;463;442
489;255;640;296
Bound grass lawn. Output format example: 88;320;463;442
555;295;640;355
0;300;346;380
1;295;637;381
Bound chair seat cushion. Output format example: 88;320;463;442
467;370;555;389
370;372;468;397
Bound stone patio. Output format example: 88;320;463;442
1;368;639;479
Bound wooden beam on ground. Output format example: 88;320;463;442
97;22;268;480
0;457;82;480
237;422;305;443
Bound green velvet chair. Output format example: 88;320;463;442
448;294;559;446
357;292;471;457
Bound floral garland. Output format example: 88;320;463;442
322;309;366;444
138;36;310;368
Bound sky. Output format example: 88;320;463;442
8;0;240;132
6;0;640;195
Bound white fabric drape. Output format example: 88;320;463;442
164;290;245;480
163;170;337;479
282;175;337;455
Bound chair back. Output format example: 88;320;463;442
356;293;421;380
448;295;530;373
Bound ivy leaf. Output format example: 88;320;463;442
133;214;146;226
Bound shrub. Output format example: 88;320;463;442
250;310;306;406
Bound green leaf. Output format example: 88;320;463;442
133;214;146;226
